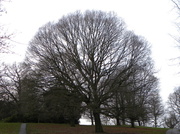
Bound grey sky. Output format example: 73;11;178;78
1;0;180;102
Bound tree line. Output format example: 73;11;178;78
0;8;179;133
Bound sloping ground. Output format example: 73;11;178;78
27;124;169;134
104;126;168;134
0;123;21;134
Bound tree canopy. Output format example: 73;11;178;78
26;10;156;132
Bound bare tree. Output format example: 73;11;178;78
164;111;179;128
27;11;153;132
104;33;157;127
0;63;27;121
166;87;180;129
170;1;180;128
168;87;180;116
148;90;164;128
0;0;11;53
122;73;158;128
104;58;157;127
0;63;24;103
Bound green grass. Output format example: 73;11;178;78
0;123;169;134
0;123;21;134
27;123;169;134
104;125;169;134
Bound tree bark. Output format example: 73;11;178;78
116;117;121;126
130;119;135;128
154;116;157;128
70;121;75;127
93;112;103;133
122;115;126;125
90;111;94;125
70;118;75;127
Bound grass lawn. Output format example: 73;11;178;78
27;123;169;134
0;123;21;134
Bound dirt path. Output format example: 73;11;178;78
19;123;26;134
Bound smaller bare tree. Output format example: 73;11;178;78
166;87;180;128
148;90;164;128
168;87;180;116
164;112;179;128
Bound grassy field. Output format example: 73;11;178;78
0;123;21;134
27;124;169;134
0;123;169;134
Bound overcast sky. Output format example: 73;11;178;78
1;0;180;102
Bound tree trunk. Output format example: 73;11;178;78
70;118;75;127
154;116;157;128
121;107;126;125
93;112;103;133
122;118;126;125
130;119;135;128
116;117;121;126
90;111;94;125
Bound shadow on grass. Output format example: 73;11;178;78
26;124;168;134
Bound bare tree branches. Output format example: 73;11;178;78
148;91;164;128
164;112;179;128
27;10;155;132
172;0;180;11
168;88;180;116
0;0;12;53
171;0;180;47
164;87;180;128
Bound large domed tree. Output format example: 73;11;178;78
26;10;153;132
